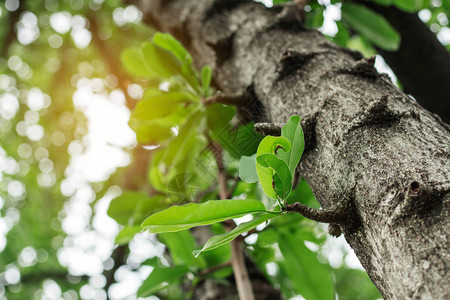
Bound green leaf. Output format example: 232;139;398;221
278;116;304;176
107;191;166;226
305;6;325;29
161;111;204;166
205;103;236;136
286;177;319;208
257;136;291;156
201;65;212;96
141;41;183;79
256;154;292;201
115;226;142;245
159;230;204;267
148;121;212;199
128;92;195;144
141;90;198;104
256;136;291;199
137;265;189;297
341;3;400;51
149;150;168;192
147;112;208;197
121;47;155;78
194;212;278;257
393;0;419;12
372;0;393;5
152;33;192;64
215;122;263;158
239;154;258;183
141;199;268;233
150;33;201;92
278;232;334;300
334;267;382;300
347;35;377;58
334;21;351;47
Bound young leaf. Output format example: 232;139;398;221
278;115;304;176
141;41;183;79
193;212;279;257
137;265;189;297
239;154;258;183
141;199;267;233
341;3;400;51
256;153;292;201
256;136;291;199
150;33;201;91
152;32;192;64
128;92;195;144
121;47;155;78
257;136;291;155
201;65;212;96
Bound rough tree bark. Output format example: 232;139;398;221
134;0;449;299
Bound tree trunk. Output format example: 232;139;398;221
134;0;450;298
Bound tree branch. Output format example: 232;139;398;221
203;91;251;106
207;135;229;200
207;134;255;300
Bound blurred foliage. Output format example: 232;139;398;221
274;0;449;53
0;0;153;298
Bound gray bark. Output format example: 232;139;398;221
134;1;450;298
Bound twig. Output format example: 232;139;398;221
231;240;255;300
202;92;249;106
207;136;229;200
254;122;283;136
227;174;241;198
198;261;232;276
104;245;127;292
